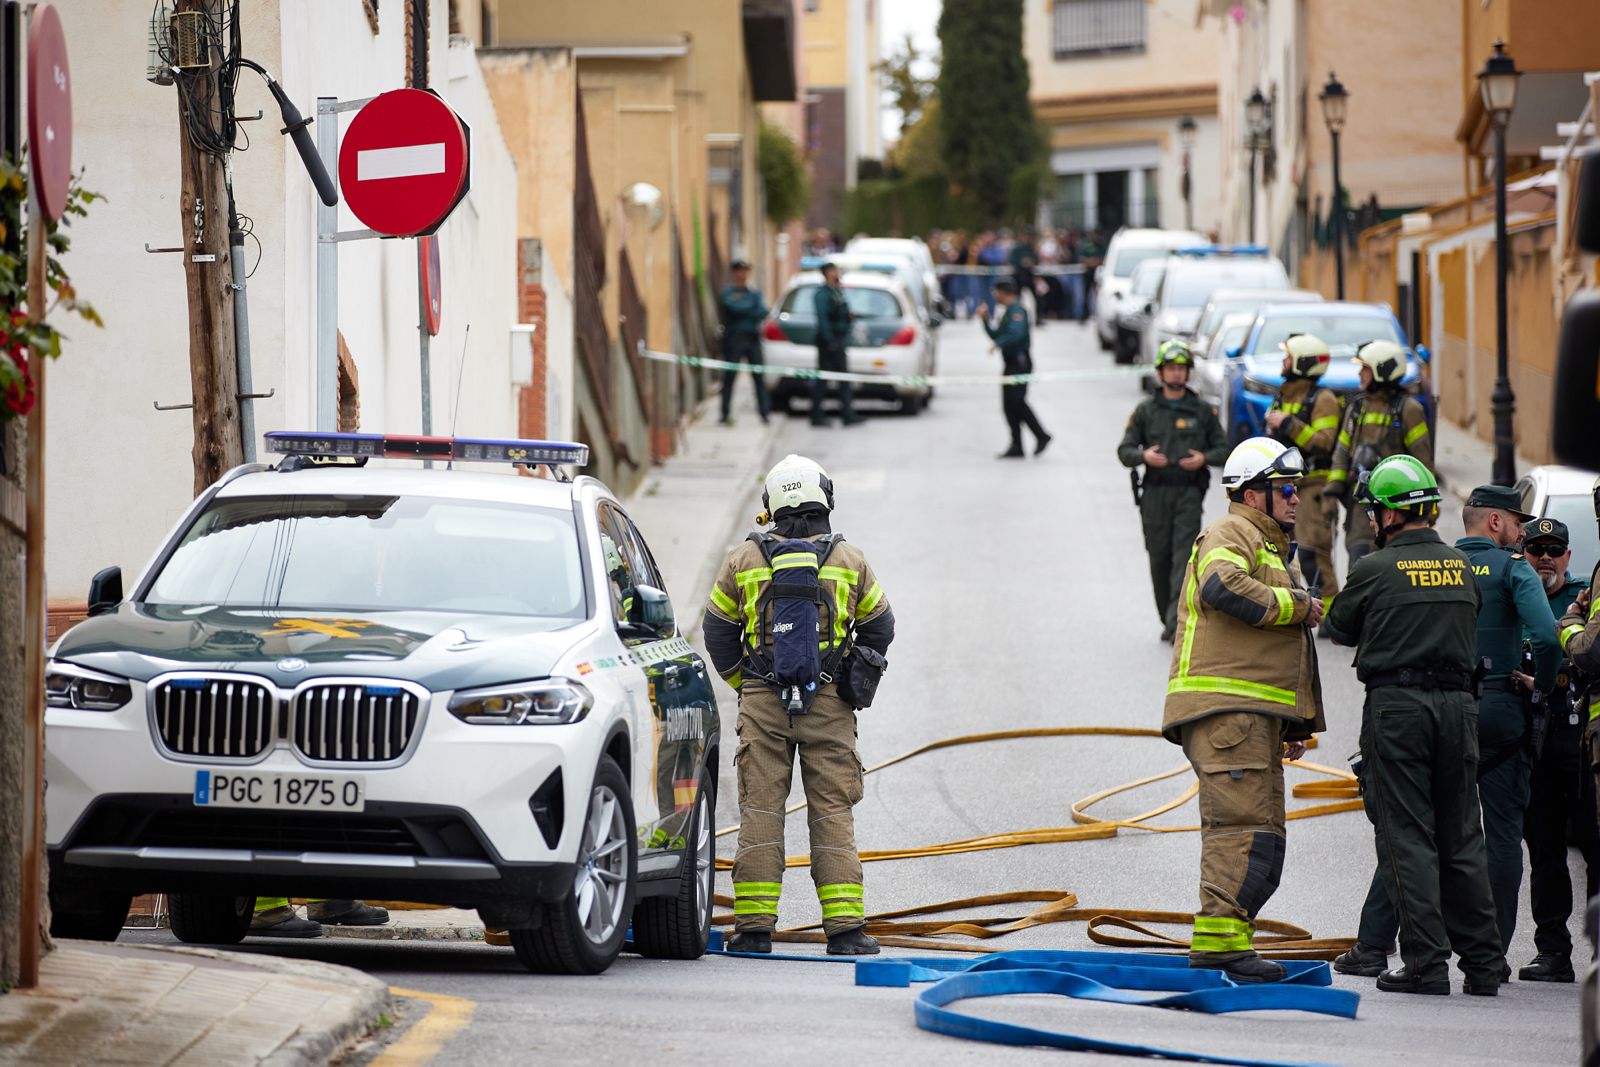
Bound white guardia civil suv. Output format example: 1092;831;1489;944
44;431;719;975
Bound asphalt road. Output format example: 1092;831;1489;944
128;316;1583;1065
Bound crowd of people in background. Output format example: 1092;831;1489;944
928;226;1109;323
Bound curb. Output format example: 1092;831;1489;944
321;922;486;943
136;943;390;1067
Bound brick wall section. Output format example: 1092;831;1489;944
518;237;548;442
336;331;361;432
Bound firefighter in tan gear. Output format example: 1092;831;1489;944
1327;339;1432;566
1164;437;1326;983
703;455;895;955
1264;334;1344;601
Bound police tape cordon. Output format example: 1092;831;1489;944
643;348;1152;388
710;726;1363;960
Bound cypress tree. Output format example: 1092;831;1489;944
936;0;1040;225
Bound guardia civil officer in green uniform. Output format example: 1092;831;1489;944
979;277;1051;458
1517;516;1594;984
718;258;771;425
1322;456;1504;996
1456;485;1559;960
1117;340;1228;641
811;262;862;427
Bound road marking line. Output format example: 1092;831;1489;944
358;143;446;181
374;986;475;1066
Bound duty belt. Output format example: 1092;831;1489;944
1479;678;1522;694
1365;666;1473;692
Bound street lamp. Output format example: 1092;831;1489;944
1319;72;1349;300
1246;88;1268;244
1178;114;1197;231
1479;39;1521;484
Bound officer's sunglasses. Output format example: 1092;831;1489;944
1522;541;1567;558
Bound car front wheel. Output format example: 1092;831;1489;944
49;889;132;942
511;756;636;975
632;769;713;960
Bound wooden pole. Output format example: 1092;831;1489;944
175;0;242;495
19;208;45;989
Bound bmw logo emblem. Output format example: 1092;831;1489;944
276;657;308;673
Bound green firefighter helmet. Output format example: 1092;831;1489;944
1154;339;1194;369
1357;454;1441;510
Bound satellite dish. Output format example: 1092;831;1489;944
622;182;665;232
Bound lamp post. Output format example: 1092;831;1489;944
1178;113;1197;231
1480;39;1521;484
1319;72;1349;300
1245;88;1267;244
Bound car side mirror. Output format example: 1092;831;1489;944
628;584;676;639
1553;290;1600;471
1414;344;1431;365
87;566;123;617
1226;344;1242;359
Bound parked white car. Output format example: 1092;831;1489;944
1094;227;1205;351
1139;249;1291;365
845;236;945;317
761;269;937;415
45;433;719;975
1192;311;1261;408
1516;465;1600;579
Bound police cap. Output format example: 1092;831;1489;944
1465;484;1537;523
731;258;752;270
992;277;1019;294
1523;516;1570;546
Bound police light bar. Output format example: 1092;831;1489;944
264;431;590;467
799;255;827;270
1173;244;1270;257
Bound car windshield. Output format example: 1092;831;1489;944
1536;493;1600;578
780;284;903;320
1211;320;1252;357
1164;261;1286;306
146;494;587;618
1248;314;1402;354
1131;264;1165;297
1112;246;1171;278
1198;297;1276;339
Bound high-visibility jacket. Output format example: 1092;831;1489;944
704;534;890;692
1266;377;1342;481
1163;503;1325;742
1326;386;1431;497
1560;560;1600;720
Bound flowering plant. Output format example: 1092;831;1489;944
0;154;102;422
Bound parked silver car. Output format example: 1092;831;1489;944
1516;465;1600;579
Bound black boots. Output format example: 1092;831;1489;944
1519;953;1575;983
248;906;322;938
1333;941;1390;977
306;899;390;926
727;929;773;954
1376;966;1449;995
1034;432;1053;455
1191;953;1285;983
826;928;881;956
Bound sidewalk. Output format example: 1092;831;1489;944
0;941;387;1066
1431;415;1536;505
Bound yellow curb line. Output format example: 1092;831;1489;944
373;986;476;1066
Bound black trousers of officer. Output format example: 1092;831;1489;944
720;332;770;421
1524;717;1600;958
1478;686;1533;951
811;342;855;423
1000;353;1045;451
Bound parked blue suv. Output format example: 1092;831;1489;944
1222;302;1433;443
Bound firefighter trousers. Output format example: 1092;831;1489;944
1296;477;1340;600
1180;711;1287;963
731;686;866;935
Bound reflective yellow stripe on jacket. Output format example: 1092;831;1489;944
1168;544;1298;706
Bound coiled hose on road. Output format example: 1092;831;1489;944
712;726;1362;959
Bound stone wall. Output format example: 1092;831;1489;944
0;415;28;986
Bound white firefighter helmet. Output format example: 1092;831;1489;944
1280;333;1331;378
761;454;835;515
1353;339;1408;384
1221;437;1306;492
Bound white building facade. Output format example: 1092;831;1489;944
46;0;525;600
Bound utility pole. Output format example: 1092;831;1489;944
411;0;432;434
173;0;242;494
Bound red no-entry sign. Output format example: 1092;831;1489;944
27;4;72;223
419;234;442;335
338;89;469;237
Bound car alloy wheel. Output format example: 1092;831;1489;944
693;788;713;931
574;780;630;945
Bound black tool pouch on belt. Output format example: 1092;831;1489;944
837;645;887;709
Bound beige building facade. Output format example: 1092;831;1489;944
799;0;880;230
1026;0;1224;234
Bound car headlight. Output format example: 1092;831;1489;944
448;679;593;725
46;663;133;711
1243;376;1276;396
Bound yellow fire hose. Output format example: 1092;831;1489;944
711;726;1363;959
